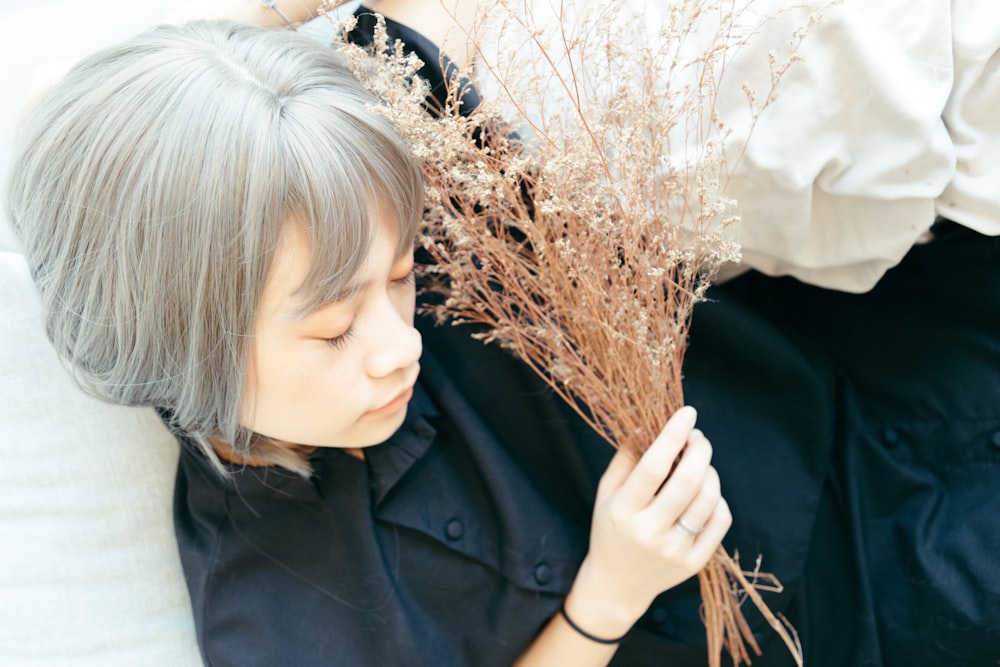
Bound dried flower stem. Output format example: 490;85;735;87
328;1;824;664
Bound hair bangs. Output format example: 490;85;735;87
277;95;424;317
7;20;424;474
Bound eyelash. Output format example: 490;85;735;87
325;328;356;350
324;269;414;350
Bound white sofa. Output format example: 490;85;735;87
0;5;202;662
0;247;203;665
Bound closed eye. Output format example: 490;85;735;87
325;327;356;350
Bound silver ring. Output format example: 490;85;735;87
675;516;704;538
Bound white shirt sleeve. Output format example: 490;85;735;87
708;0;999;292
936;0;1000;236
478;0;1000;292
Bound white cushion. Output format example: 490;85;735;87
0;250;201;666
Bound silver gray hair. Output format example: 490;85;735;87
6;20;423;473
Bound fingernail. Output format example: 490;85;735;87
677;405;697;422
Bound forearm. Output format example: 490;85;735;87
362;0;480;67
515;558;646;667
165;0;324;27
514;614;618;667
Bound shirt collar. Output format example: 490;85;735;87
363;381;439;505
172;380;440;505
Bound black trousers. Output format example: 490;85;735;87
683;221;1000;667
421;224;1000;666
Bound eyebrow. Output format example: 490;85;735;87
293;250;414;320
293;282;365;320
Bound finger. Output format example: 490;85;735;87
689;497;733;567
595;446;639;504
671;465;721;540
643;428;713;524
614;406;697;512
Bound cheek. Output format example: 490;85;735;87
237;310;294;428
237;337;309;430
238;351;330;436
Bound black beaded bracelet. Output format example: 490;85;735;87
558;604;628;645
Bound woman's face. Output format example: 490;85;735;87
239;216;422;449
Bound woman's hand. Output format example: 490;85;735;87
565;405;732;640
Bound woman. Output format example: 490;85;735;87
185;1;1000;664
6;20;730;666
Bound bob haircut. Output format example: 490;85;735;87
6;20;424;474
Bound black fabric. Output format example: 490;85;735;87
348;11;830;663
173;12;1000;665
419;226;1000;667
346;11;481;117
174;349;587;667
417;275;832;666
712;223;1000;667
341;11;1000;665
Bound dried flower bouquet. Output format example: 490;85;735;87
330;1;822;664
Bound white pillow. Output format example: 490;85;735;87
0;250;201;666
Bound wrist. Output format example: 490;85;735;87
563;557;651;641
558;604;629;645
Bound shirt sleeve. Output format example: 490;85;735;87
936;0;1000;237
712;0;990;292
478;0;999;292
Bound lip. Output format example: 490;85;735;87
367;384;415;417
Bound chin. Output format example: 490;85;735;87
358;405;410;447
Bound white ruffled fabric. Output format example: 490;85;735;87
481;0;1000;292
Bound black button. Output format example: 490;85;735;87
533;562;552;585
882;427;901;448
445;518;464;540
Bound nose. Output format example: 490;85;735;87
364;308;423;379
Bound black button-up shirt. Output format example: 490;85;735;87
174;348;589;667
173;289;833;667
